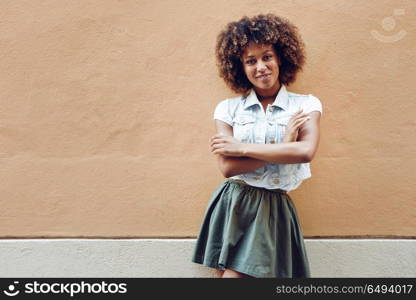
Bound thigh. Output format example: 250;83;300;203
222;269;252;278
213;269;225;278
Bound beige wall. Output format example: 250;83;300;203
0;0;414;238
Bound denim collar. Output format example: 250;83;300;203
243;84;289;111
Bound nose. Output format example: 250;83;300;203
256;61;267;73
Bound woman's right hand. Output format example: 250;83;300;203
282;109;311;143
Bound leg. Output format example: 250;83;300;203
222;268;252;278
213;269;225;278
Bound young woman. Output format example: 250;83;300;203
192;14;322;278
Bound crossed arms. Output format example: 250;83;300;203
210;111;321;178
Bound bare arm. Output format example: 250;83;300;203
214;120;267;178
211;111;321;164
242;111;321;164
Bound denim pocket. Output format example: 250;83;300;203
232;115;256;143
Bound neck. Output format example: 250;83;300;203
254;82;282;100
257;94;276;100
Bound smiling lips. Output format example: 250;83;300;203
256;73;271;79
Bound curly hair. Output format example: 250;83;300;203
215;14;306;94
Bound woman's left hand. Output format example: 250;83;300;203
282;110;310;143
209;133;245;157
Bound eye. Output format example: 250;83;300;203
263;55;272;60
245;59;256;65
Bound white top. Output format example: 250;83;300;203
213;84;323;191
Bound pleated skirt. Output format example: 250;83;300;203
191;179;310;278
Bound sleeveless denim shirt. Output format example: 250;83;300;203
213;85;323;191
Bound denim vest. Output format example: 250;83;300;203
213;85;322;191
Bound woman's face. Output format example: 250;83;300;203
241;42;280;95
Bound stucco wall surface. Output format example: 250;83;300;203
0;0;415;237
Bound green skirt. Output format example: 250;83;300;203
191;179;310;278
